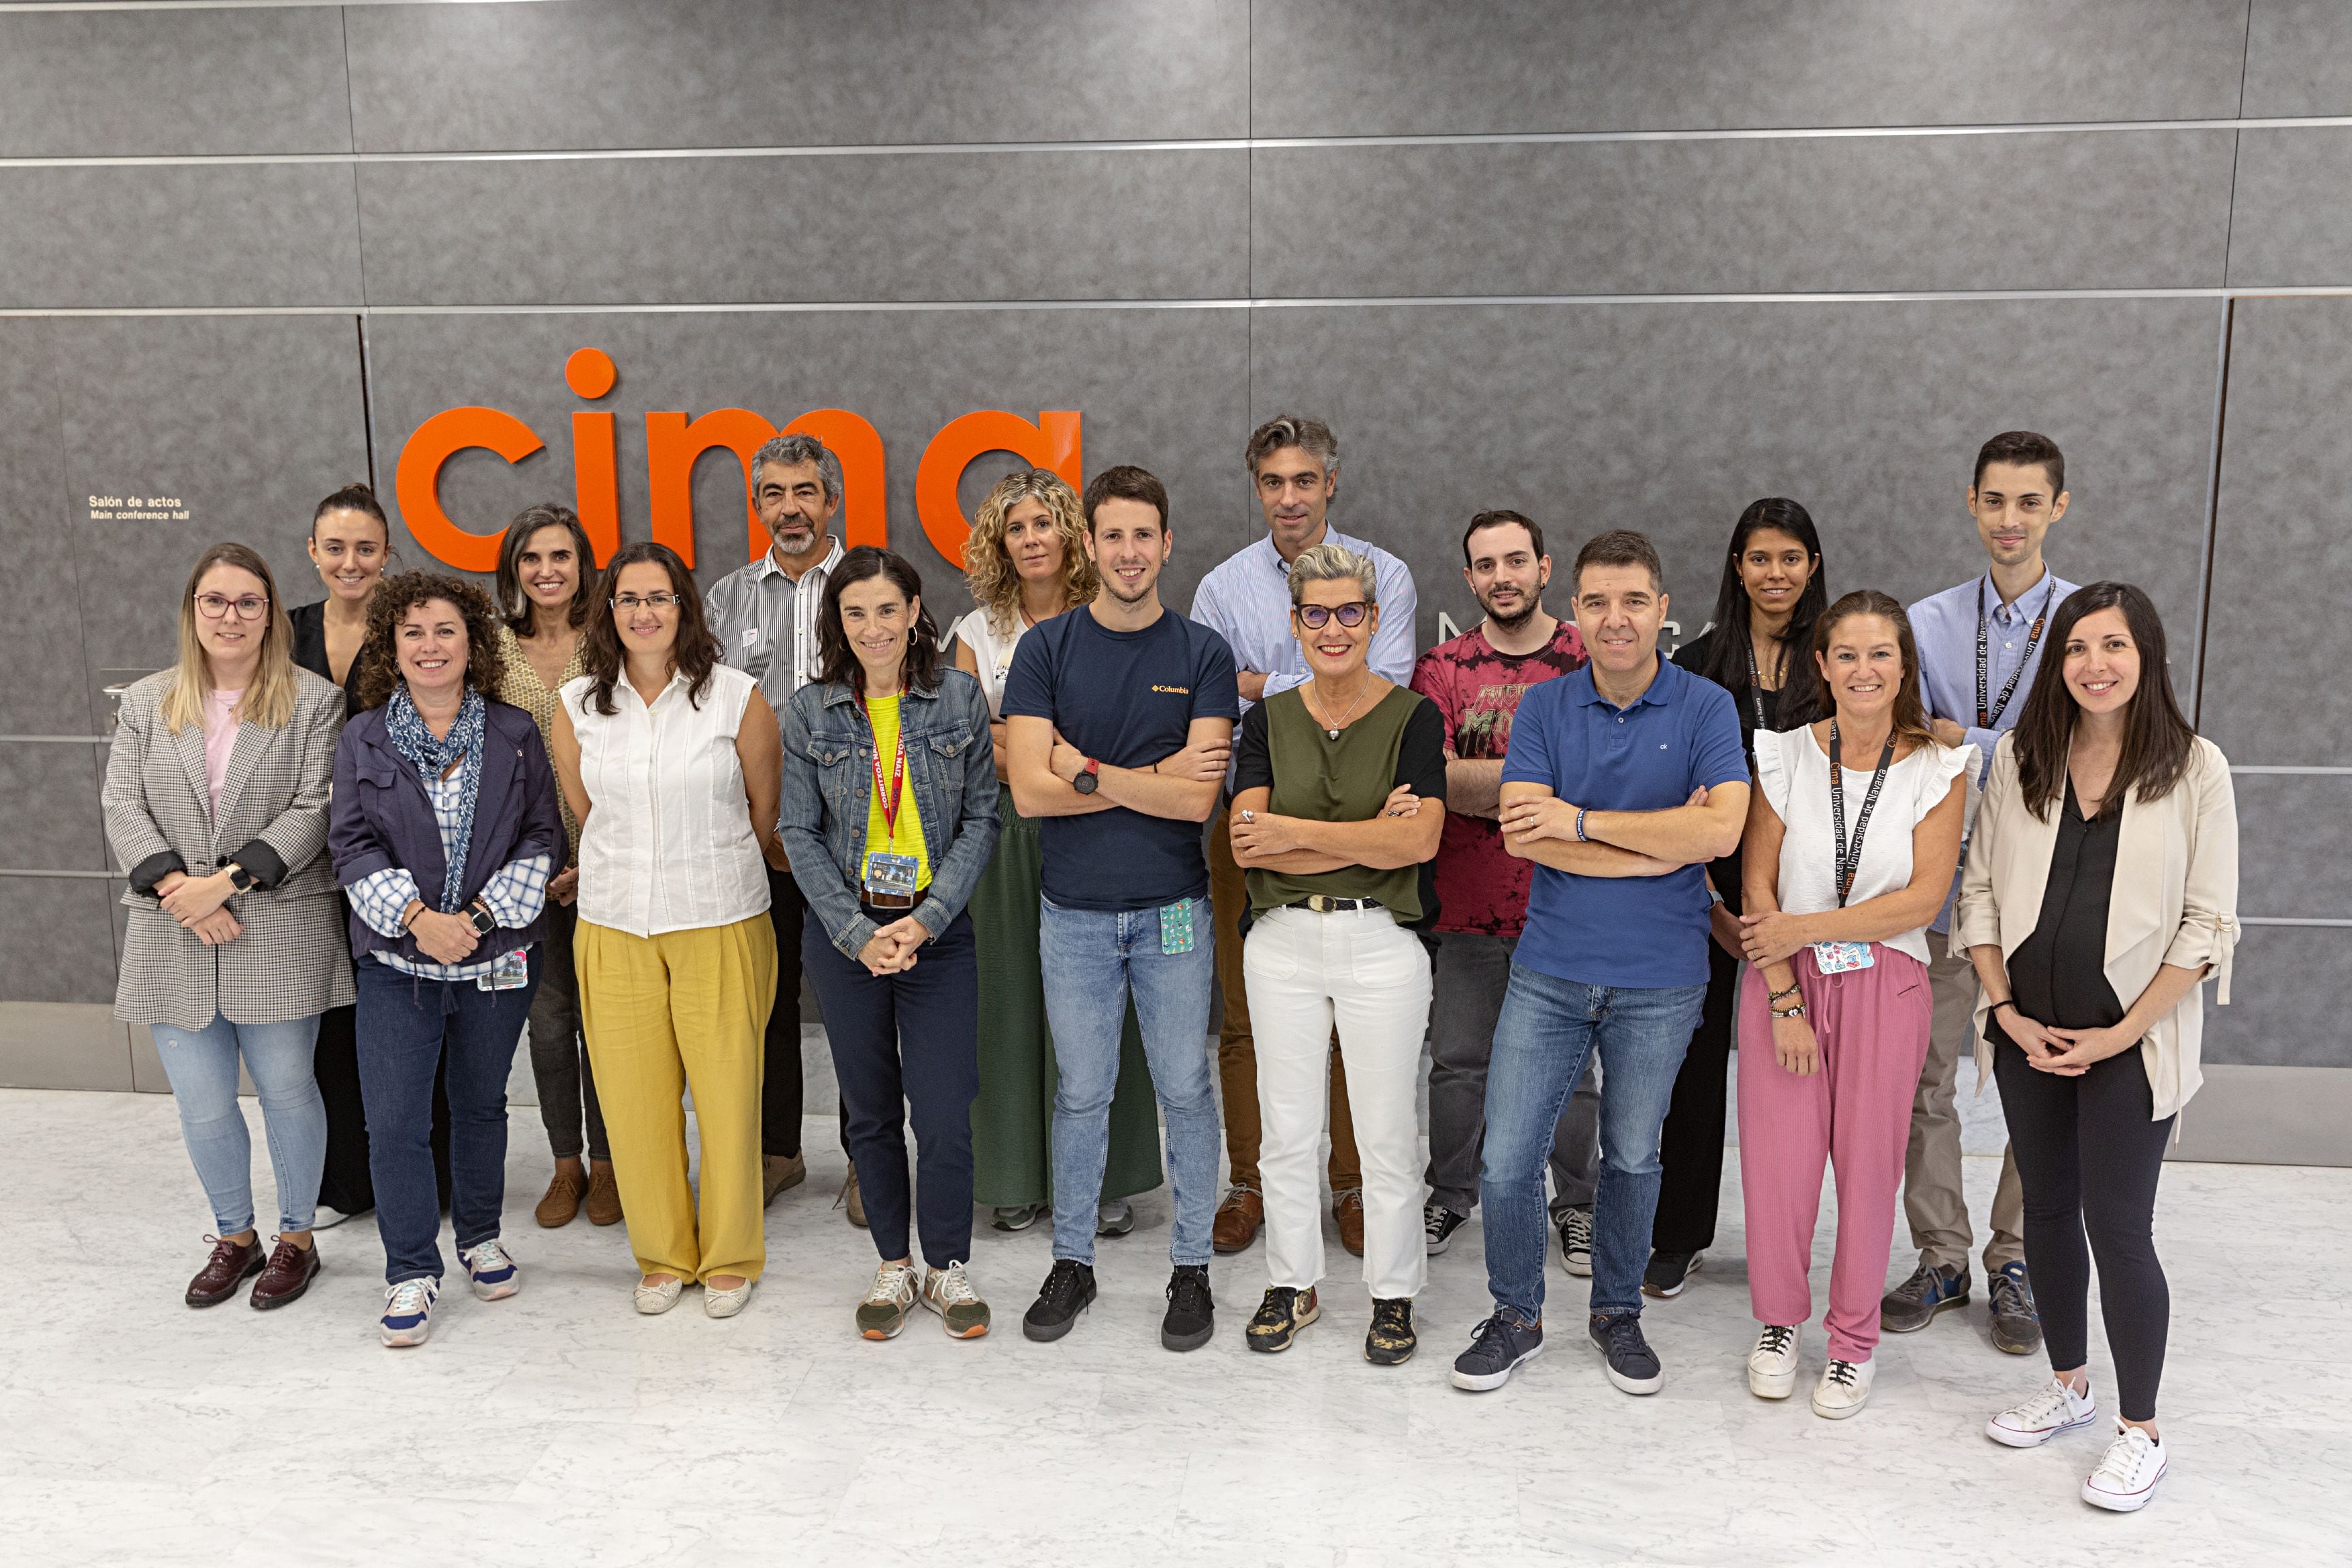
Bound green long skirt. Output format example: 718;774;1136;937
969;783;1166;1207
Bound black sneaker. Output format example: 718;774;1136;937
1244;1285;1319;1353
1450;1313;1544;1391
1880;1260;1970;1334
1162;1264;1215;1352
1641;1249;1702;1300
1588;1311;1664;1394
1020;1258;1096;1343
1988;1260;2043;1355
1365;1298;1416;1365
1424;1204;1469;1256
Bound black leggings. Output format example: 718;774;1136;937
1992;1041;2174;1422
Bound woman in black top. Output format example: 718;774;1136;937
284;483;451;1223
1649;498;1828;1294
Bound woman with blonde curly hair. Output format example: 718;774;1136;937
953;469;1164;1235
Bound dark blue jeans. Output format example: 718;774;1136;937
804;911;979;1269
355;955;538;1285
1481;965;1708;1324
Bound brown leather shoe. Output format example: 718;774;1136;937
838;1167;866;1228
584;1162;623;1227
1335;1187;1366;1258
1213;1182;1263;1254
186;1234;263;1308
249;1237;320;1310
535;1165;587;1228
764;1153;807;1207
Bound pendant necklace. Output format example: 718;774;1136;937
1309;679;1366;738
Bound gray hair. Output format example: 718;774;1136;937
748;433;843;504
1287;542;1377;607
1245;414;1340;480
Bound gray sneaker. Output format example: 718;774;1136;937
1987;1260;2042;1355
1880;1260;1970;1333
1451;1313;1545;1392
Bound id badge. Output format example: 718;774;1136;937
863;851;920;902
1812;941;1875;975
478;948;530;992
1160;897;1198;956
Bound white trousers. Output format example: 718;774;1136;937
1243;905;1433;1302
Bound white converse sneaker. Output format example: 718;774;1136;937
1811;1356;1875;1419
2082;1422;2166;1512
380;1277;439;1347
1747;1324;1799;1400
1987;1376;2100;1448
458;1239;520;1301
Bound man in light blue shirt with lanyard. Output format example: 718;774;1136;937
1889;429;2080;1356
1450;529;1749;1398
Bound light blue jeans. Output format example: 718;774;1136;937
1040;895;1220;1267
150;1013;327;1236
1481;967;1708;1324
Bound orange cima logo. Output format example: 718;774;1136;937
395;348;1081;572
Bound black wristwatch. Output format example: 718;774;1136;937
1071;758;1101;796
466;902;498;936
225;864;258;893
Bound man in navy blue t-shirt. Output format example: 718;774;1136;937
1002;463;1239;1354
1448;529;1750;1399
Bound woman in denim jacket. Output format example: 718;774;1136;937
779;546;1001;1341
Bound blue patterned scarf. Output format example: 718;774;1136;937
386;684;487;912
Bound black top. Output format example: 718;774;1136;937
1673;625;1798;918
287;600;368;711
1995;779;2127;1045
1234;691;1449;930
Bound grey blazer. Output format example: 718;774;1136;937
101;668;357;1030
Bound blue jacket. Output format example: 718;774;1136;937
328;699;564;965
779;668;999;960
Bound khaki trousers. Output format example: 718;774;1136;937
1209;804;1360;1190
1903;936;2025;1274
577;914;778;1284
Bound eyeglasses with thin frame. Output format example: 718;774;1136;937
194;592;270;621
1294;601;1369;630
612;593;683;612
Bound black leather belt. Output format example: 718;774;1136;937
1284;895;1382;914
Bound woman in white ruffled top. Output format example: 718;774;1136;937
1729;589;1975;1420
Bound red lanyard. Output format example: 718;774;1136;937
868;709;907;836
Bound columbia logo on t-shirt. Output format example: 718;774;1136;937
1152;685;1191;695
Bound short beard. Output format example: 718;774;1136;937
771;522;817;554
1101;569;1156;606
1483;596;1539;634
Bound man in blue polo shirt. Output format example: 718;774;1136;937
1451;529;1750;1397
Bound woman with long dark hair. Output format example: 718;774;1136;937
1963;583;2236;1512
783;546;1000;1339
491;504;618;1231
1649;498;1829;1296
552;540;784;1320
1730;591;1971;1418
331;572;562;1348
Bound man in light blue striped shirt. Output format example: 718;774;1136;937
1188;414;1418;1256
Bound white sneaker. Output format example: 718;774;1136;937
1987;1376;2100;1448
857;1260;919;1341
380;1277;438;1347
1747;1324;1799;1400
312;1205;355;1230
1811;1356;1875;1419
458;1239;520;1301
2082;1422;2166;1512
919;1259;992;1339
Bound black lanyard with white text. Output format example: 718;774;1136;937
1743;636;1772;732
1829;719;1896;907
1974;576;2056;730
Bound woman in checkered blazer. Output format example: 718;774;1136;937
102;542;355;1313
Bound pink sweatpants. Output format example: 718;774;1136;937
1737;944;1933;1363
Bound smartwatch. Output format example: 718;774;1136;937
467;902;498;936
225;864;258;893
1071;758;1102;796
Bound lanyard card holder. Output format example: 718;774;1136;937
1160;897;1197;955
479;948;530;991
1812;940;1875;974
864;851;921;902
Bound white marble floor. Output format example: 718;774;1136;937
3;1085;2345;1568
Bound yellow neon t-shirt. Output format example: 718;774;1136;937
860;694;932;890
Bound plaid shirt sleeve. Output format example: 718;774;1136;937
349;868;423;938
476;853;553;930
